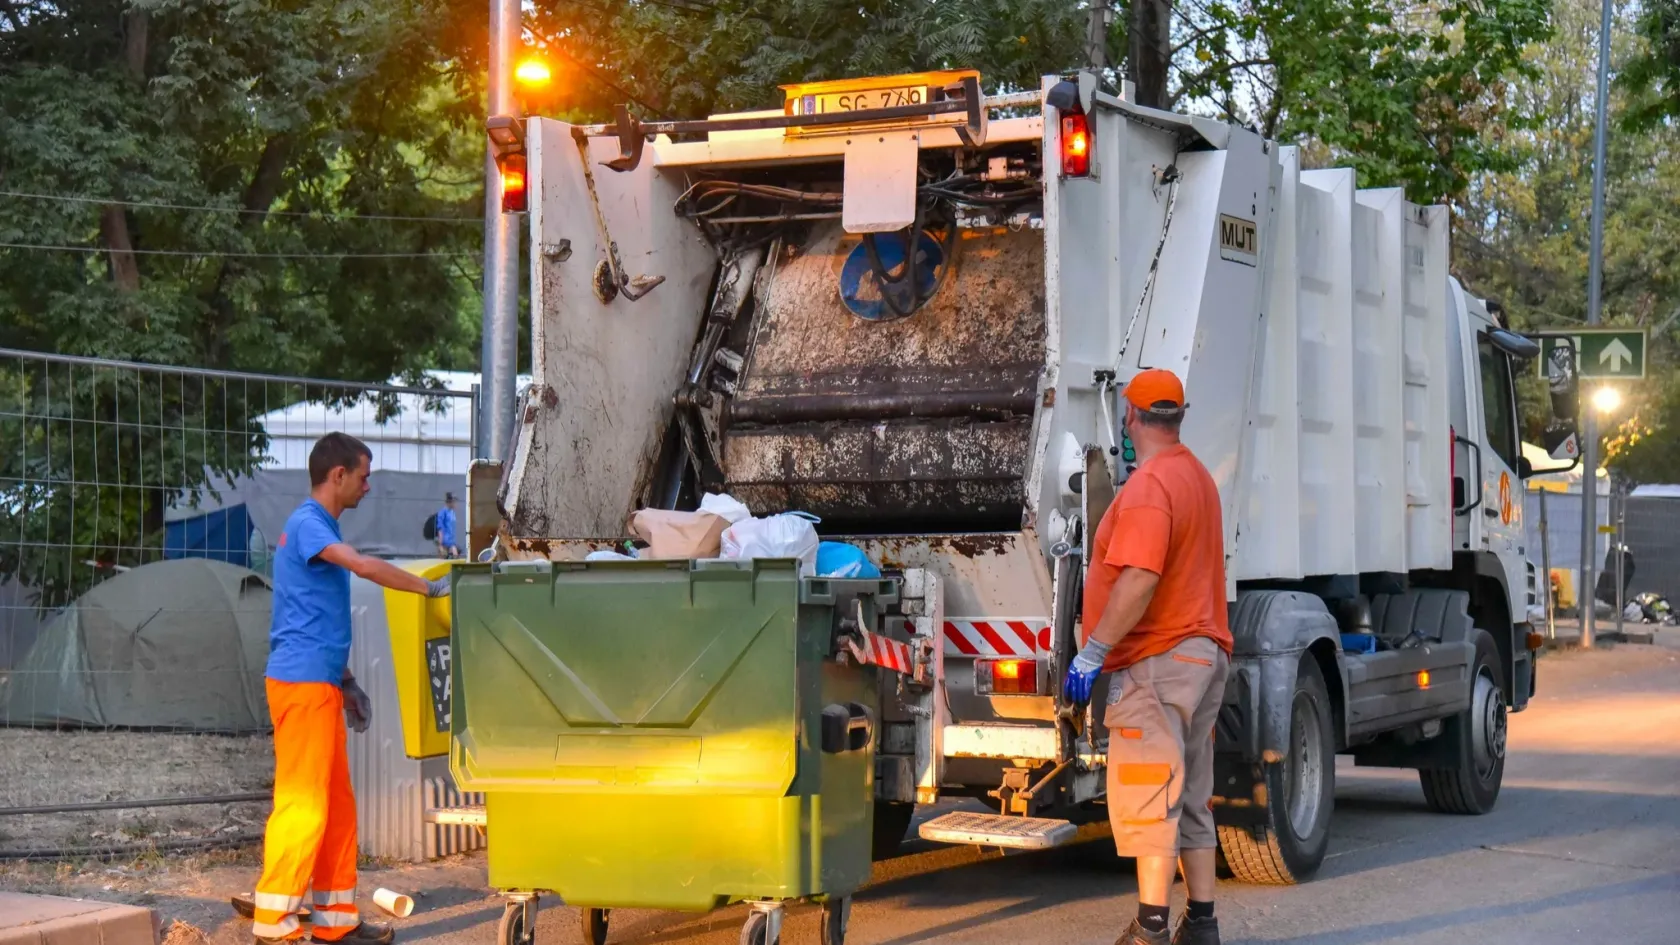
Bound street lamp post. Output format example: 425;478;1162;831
480;0;521;462
1578;0;1615;649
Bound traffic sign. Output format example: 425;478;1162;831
1536;328;1647;379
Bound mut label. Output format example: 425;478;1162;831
1219;214;1258;266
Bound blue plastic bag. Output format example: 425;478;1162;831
816;541;881;579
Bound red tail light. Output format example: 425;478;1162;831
498;152;528;213
1061;111;1091;177
976;658;1040;696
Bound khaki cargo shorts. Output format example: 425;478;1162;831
1104;636;1230;858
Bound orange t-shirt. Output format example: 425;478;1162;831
1081;443;1232;671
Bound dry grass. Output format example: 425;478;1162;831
0;730;272;861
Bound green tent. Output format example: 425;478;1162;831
2;559;272;732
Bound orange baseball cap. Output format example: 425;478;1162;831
1124;368;1187;414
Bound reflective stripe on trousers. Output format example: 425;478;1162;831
255;680;361;941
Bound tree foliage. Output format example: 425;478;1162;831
1;0;485;603
1454;0;1680;483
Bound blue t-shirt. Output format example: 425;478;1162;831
266;499;352;684
436;507;458;548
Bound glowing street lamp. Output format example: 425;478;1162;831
1592;385;1622;415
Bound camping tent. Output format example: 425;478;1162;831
1;559;272;732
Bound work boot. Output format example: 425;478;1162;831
312;922;395;945
1116;918;1171;945
1173;915;1221;945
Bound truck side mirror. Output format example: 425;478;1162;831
1530;338;1582;475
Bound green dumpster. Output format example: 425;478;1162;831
449;557;898;945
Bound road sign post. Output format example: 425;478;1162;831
1537;329;1648;380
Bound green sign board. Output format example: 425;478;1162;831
1536;328;1647;380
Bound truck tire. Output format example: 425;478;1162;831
1419;628;1506;814
872;801;915;859
1217;654;1335;884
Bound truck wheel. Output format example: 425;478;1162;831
872;801;915;859
1217;654;1335;884
1419;629;1506;814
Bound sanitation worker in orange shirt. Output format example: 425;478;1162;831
1061;369;1233;945
252;433;451;945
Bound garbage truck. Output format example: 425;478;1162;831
411;67;1584;943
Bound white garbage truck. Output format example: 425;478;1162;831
469;68;1581;885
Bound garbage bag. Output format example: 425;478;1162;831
585;550;638;561
721;512;821;572
628;509;729;559
816;541;881;579
699;492;753;524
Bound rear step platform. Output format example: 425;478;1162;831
918;811;1077;850
425;805;487;827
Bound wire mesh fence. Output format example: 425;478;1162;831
0;348;476;733
1526;483;1680;628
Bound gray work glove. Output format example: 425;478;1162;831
342;678;372;733
425;577;451;598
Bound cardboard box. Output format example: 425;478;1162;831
0;892;159;945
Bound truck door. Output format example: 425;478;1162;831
1476;336;1526;617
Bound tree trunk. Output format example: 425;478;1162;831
100;206;141;291
101;7;148;292
203;134;295;366
1128;0;1172;108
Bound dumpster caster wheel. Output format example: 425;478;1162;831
582;908;609;945
740;906;783;945
820;897;850;945
498;899;536;945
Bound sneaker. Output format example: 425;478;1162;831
311;921;395;945
1172;915;1221;945
1116;918;1171;945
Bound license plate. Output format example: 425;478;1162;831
796;86;930;117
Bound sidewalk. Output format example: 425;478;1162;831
1540;615;1660;649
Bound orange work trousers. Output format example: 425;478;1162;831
254;680;361;941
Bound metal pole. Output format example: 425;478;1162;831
1579;0;1614;648
1614;482;1626;638
480;0;521;463
1539;488;1555;638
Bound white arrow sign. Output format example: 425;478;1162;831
1600;338;1635;373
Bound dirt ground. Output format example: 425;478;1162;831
0;731;272;858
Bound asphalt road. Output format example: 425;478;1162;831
194;633;1678;945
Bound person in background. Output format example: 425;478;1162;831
1062;369;1234;945
252;433;451;945
434;492;460;560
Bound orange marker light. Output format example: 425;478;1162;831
1417;670;1431;690
976;658;1040;695
515;58;552;87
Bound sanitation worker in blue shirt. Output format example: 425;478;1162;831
251;432;450;945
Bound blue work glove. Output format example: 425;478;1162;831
425;577;451;598
342;677;372;733
1062;638;1114;707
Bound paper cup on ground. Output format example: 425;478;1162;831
373;888;414;918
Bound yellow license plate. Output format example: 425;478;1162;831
793;85;931;117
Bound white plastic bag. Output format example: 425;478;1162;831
721;512;821;572
585;550;638;562
699;492;753;524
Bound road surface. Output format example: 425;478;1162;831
58;634;1675;945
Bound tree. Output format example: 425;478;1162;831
1454;0;1680;483
0;0;486;604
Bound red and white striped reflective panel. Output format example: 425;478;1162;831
849;628;915;675
942;619;1052;657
